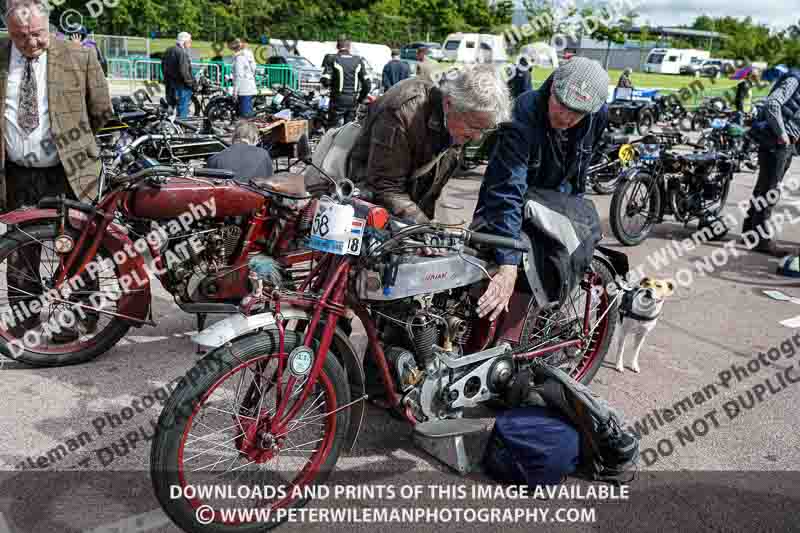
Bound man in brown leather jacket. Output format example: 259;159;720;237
348;65;510;223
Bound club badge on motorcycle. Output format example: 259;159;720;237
309;200;364;256
288;346;314;376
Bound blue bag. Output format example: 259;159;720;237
483;406;580;487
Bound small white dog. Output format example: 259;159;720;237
613;278;674;373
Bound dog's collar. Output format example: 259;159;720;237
620;290;659;323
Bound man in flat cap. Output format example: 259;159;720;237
473;56;610;320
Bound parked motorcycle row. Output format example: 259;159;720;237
582;96;762;247
0;75;636;530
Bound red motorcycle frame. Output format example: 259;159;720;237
0;164;315;364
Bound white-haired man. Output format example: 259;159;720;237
1;0;111;340
348;64;511;223
161;32;194;118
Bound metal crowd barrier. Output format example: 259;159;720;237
107;58;300;91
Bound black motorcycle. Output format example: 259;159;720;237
204;90;270;127
190;73;226;117
610;134;736;245
652;94;690;128
697;117;759;173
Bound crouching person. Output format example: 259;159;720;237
348;64;511;223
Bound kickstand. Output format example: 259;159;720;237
196;313;207;355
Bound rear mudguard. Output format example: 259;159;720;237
594;245;630;279
192;309;366;452
0;208;152;325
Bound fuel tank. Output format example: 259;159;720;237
356;253;490;302
127;177;265;220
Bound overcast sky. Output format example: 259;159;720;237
512;0;796;32
633;0;795;31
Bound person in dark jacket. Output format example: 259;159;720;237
161;32;195;118
382;49;410;91
473;57;610;320
320;37;371;127
206;121;273;182
742;69;800;256
508;55;533;99
617;68;633;89
68;26;108;77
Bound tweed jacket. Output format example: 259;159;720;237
0;36;112;209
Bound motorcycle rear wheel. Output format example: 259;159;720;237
150;329;350;533
206;99;237;128
0;224;132;366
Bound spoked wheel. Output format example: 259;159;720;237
151;330;350;533
637;110;655;135
519;258;619;385
610;172;662;246
0;224;131;366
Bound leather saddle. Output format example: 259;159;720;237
250;173;311;201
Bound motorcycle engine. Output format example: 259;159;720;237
157;219;243;302
374;286;515;421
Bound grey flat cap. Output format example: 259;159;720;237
552;57;609;114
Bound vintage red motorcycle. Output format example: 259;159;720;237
0;134;315;367
149;168;630;532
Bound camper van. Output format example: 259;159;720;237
442;33;508;63
643;48;710;75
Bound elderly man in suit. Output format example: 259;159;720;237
2;0;111;340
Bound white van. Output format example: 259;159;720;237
643;48;710;75
442;33;508;63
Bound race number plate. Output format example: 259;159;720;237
308;201;362;255
347;218;365;255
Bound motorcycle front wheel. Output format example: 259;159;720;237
610;171;662;246
519;258;619;386
150;329;350;533
0;223;132;366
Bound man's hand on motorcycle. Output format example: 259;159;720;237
478;264;518;321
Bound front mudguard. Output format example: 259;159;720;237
618;166;666;221
192;310;366;452
0;208;152;325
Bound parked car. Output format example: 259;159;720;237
679;57;705;76
401;42;444;61
701;59;735;79
268;55;323;92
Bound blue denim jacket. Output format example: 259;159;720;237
473;76;608;265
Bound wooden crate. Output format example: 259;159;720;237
253;118;308;144
273;119;308;144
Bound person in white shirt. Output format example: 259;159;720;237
229;38;258;118
1;0;111;341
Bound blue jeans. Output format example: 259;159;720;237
175;86;193;118
238;95;254;118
